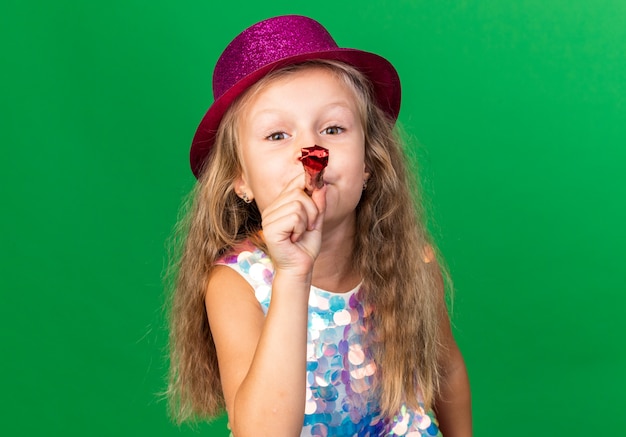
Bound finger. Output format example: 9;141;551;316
265;190;320;233
262;201;309;239
282;172;308;192
261;174;308;217
289;210;310;243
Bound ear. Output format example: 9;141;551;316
233;174;254;202
361;165;371;191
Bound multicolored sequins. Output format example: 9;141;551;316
218;243;442;437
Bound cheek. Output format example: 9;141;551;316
335;149;367;181
241;146;284;184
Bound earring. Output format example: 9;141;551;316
241;193;252;203
362;179;368;191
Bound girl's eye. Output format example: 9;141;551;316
322;126;344;135
267;132;289;141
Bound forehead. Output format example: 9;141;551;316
241;65;363;114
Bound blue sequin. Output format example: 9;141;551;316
329;295;346;311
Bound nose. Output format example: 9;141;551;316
292;129;319;162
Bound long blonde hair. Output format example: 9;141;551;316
165;60;447;423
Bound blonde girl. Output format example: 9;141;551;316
167;15;471;437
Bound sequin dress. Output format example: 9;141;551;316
217;242;442;437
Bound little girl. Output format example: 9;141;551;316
167;15;471;437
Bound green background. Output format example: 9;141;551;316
2;0;624;435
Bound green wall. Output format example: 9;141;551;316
2;1;624;435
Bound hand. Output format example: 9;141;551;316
261;174;326;278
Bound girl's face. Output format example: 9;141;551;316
235;66;368;229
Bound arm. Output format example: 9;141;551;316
206;177;326;436
430;260;472;437
205;266;310;437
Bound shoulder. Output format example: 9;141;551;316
421;244;435;264
210;240;275;312
205;265;259;310
421;243;446;298
205;265;266;340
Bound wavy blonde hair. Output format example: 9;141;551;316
165;60;448;423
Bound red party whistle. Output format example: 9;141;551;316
299;145;329;195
